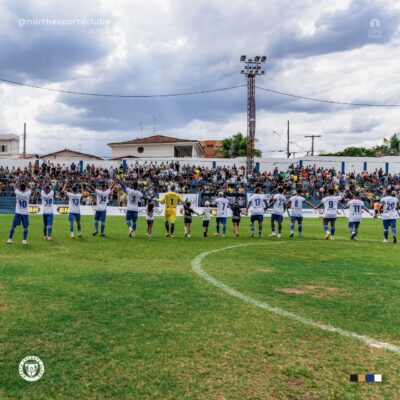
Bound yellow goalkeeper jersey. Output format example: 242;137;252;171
159;192;184;208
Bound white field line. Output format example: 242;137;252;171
191;243;400;355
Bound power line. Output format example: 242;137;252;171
256;86;400;107
0;77;245;98
2;75;399;107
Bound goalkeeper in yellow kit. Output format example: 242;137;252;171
156;185;185;237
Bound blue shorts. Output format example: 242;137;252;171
323;217;336;223
383;219;397;229
271;214;283;223
69;213;81;223
349;221;360;230
290;216;303;223
43;213;54;226
13;213;29;228
126;210;138;223
216;217;227;225
95;210;107;222
251;214;264;223
147;219;153;225
202;220;210;228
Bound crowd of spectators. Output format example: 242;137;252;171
0;160;399;207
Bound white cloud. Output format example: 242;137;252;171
0;0;399;158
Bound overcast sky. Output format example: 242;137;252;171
0;0;399;158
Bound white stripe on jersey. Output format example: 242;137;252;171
67;192;83;214
126;188;143;211
289;195;305;217
15;189;31;215
249;193;265;215
272;194;286;216
347;199;365;222
95;189;110;211
215;198;229;218
380;196;399;220
41;190;54;214
321;196;342;218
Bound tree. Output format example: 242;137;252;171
389;134;400;153
321;147;376;157
219;132;262;158
320;134;400;157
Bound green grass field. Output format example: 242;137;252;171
0;215;399;399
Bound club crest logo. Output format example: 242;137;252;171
19;356;45;382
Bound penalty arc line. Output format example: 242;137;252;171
191;243;400;355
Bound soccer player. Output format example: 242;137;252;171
156;185;184;237
62;179;83;238
41;182;55;241
146;197;155;237
315;188;343;240
7;178;32;245
231;200;242;238
286;188;314;238
347;192;372;240
267;187;286;238
380;189;399;243
183;201;199;237
120;181;143;237
214;192;229;237
246;187;266;238
92;181;114;237
201;200;211;237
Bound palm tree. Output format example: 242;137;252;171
219;132;262;158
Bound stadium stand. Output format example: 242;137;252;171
0;160;399;212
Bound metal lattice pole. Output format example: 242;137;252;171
240;55;267;178
246;74;256;176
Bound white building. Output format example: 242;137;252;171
108;135;204;159
0;134;20;158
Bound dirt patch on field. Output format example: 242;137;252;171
256;268;274;273
278;288;306;295
277;285;344;298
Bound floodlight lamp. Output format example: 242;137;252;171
240;70;244;74
240;55;246;61
254;56;260;62
261;56;267;62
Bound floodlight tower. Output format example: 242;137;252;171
240;55;267;177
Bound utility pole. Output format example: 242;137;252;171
23;122;26;159
287;120;290;158
305;135;321;156
152;116;157;134
240;55;267;177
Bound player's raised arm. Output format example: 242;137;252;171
61;179;68;193
108;180;115;190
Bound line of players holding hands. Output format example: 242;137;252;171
4;176;400;245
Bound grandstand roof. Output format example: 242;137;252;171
39;148;103;160
108;135;199;146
